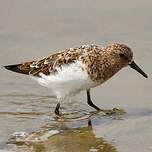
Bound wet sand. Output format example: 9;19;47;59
0;0;152;152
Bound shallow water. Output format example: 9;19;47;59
0;0;152;152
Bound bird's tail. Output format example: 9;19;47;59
4;62;34;75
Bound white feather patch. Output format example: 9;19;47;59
31;61;99;100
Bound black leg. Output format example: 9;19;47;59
87;89;101;111
88;119;92;126
54;102;60;115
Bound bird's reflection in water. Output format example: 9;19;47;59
10;119;117;152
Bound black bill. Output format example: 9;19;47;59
129;61;148;78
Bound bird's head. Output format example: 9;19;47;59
105;43;148;78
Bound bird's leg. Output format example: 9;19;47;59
86;89;125;115
54;102;60;116
86;89;101;111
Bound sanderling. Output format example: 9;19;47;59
4;43;148;115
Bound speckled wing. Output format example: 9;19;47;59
4;56;59;77
4;49;78;77
29;55;59;77
30;48;84;77
4;44;101;77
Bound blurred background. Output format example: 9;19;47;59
0;0;151;152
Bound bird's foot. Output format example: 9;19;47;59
102;108;126;115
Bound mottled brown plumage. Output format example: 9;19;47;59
8;44;133;82
14;44;132;83
4;43;148;115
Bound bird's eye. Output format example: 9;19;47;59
119;53;124;58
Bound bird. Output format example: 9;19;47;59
4;43;148;115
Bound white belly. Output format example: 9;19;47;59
31;61;100;100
